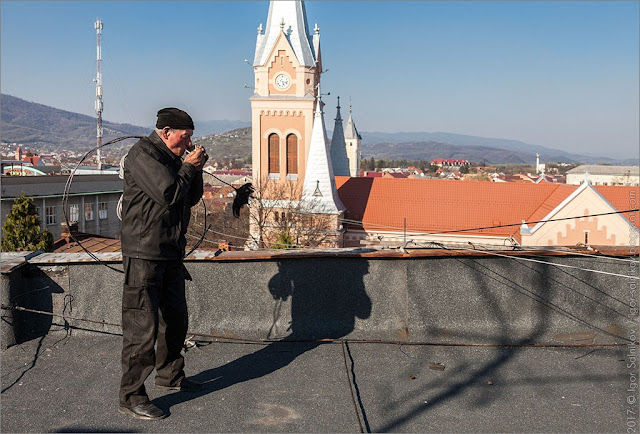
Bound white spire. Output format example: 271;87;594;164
344;102;361;140
330;96;350;177
301;96;346;214
253;0;316;67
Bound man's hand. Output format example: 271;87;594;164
183;146;208;171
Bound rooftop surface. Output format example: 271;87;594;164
0;330;630;433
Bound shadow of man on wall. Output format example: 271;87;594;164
154;257;371;413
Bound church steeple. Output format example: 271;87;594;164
344;102;362;177
253;1;317;68
330;97;350;177
250;0;321;185
301;94;346;214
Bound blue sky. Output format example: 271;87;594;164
1;1;638;159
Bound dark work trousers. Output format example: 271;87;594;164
119;256;189;407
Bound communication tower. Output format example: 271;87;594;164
94;18;103;170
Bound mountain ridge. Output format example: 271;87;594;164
1;94;636;165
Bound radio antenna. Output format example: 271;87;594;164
93;18;104;170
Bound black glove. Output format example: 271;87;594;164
232;182;254;218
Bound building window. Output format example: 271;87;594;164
286;134;298;175
268;133;279;175
85;203;94;221
99;202;108;220
69;204;79;222
45;206;56;225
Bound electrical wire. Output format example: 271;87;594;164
424;242;639;280
338;208;640;237
517;245;639;264
62;135;210;273
63;136;143;274
1;303;636;348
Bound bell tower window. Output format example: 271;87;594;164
268;133;280;177
286;133;298;179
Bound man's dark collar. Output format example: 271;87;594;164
148;131;181;162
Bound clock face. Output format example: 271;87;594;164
275;74;290;90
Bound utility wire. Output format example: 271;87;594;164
427;243;639;280
1;304;633;348
62;135;210;273
517;245;639;264
339;208;639;237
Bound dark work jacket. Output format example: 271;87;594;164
120;132;203;260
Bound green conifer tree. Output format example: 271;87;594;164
273;230;295;249
1;193;54;252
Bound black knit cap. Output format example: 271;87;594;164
156;107;194;130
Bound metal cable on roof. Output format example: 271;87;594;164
62;135;212;273
0;304;634;348
63;136;144;274
423;243;639;280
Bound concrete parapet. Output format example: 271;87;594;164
1;248;638;348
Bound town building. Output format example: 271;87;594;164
1;174;123;240
566;165;639;186
336;177;639;248
431;158;470;167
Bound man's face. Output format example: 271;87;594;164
164;128;194;157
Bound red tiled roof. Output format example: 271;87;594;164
336;177;580;238
595;185;640;228
336;178;640;238
54;236;121;253
359;171;383;178
523;184;577;227
24;156;41;166
383;172;408;179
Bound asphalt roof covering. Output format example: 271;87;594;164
0;331;629;433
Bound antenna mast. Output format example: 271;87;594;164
94;18;103;170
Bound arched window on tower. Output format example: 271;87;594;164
286;133;298;180
268;133;279;177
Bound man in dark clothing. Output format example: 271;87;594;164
118;107;208;421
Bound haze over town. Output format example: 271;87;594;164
1;1;638;160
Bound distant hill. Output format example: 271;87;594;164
2;93;636;165
0;94;149;151
0;94;249;151
360;131;637;165
193;127;252;161
193;120;251;137
362;140;536;164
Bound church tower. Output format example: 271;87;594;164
250;0;345;248
344;103;362;177
251;0;321;190
329;97;350;177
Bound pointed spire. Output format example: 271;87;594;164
344;100;361;140
253;1;317;67
330;96;350;177
301;93;346;214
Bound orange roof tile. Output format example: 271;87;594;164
54;237;121;253
336;177;579;238
595;185;640;228
523;184;577;227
